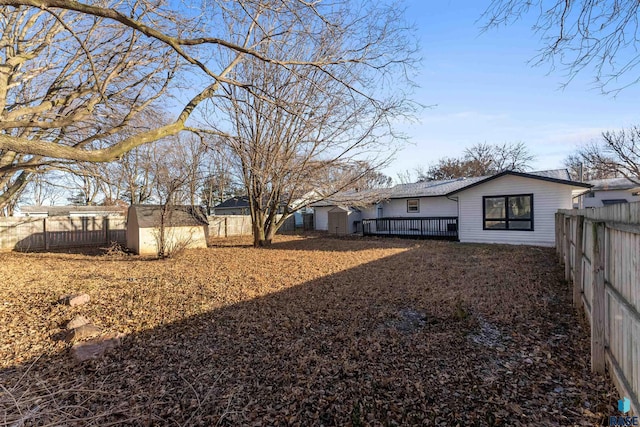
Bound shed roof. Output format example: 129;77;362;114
586;177;640;191
131;205;208;228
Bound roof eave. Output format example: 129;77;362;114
445;171;593;196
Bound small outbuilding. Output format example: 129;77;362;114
126;205;209;256
327;206;362;236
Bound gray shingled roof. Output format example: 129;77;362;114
587;177;640;191
312;169;583;206
311;188;392;207
527;169;572;180
388;176;487;199
214;196;250;209
131;205;208;228
446;169;590;195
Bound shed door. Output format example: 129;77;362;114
328;211;348;235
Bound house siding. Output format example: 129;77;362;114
373;197;458;218
314;206;331;231
583;189;640;208
456;175;575;246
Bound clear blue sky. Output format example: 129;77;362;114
383;1;640;179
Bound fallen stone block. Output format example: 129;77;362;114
71;333;123;362
64;324;102;343
65;315;90;330
59;294;90;307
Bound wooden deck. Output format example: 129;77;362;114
362;217;458;240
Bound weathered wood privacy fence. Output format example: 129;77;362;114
207;215;253;238
0;216;127;251
556;202;640;415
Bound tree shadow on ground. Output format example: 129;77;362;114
0;243;614;426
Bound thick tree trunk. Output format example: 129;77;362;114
252;222;266;247
252;215;278;247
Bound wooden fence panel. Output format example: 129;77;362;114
0;216;126;251
206;215;253;238
557;202;640;415
206;215;299;238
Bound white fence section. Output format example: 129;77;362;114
206;215;297;237
556;202;640;415
0;216;127;251
206;215;253;237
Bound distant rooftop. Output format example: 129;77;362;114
587;177;640;191
214;196;249;209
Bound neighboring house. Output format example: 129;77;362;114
214;192;320;229
213;196;250;215
582;177;640;208
126;205;208;255
314;169;591;246
19;205;127;218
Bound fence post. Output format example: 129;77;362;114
591;221;606;374
224;217;228;238
564;216;571;281
43;218;49;251
558;213;565;264
555;212;561;256
104;217;110;244
573;215;584;309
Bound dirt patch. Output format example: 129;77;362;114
0;235;615;425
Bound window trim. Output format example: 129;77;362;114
407;198;420;213
482;194;534;231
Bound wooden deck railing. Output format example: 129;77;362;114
362;217;458;240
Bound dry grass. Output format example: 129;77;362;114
0;235;615;426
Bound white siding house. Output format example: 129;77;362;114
582;178;640;208
450;173;587;246
312;169;591;246
313;206;331;231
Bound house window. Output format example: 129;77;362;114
407;199;420;213
483;194;533;231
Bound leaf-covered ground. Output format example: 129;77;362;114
0;235;616;426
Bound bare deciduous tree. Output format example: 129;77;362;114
568;127;640;185
0;0;418;219
206;2;415;246
563;152;616;182
200;147;242;215
420;142;534;181
0;4;177;211
482;1;640;93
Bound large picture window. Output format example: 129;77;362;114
483;194;533;231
